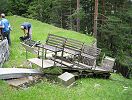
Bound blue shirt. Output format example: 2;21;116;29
0;21;2;26
0;20;4;28
21;22;31;29
1;18;10;33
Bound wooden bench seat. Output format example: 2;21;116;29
38;44;63;52
64;38;84;56
64;48;80;55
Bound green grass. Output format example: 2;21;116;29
0;16;132;100
0;74;132;100
4;16;94;68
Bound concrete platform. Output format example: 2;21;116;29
6;77;30;87
6;76;41;87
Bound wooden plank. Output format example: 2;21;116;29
48;34;66;40
81;53;96;60
76;63;93;69
0;68;42;75
63;38;84;56
0;68;42;79
64;48;80;55
28;58;54;68
55;59;73;67
43;44;62;52
60;62;108;73
45;34;66;50
92;66;108;72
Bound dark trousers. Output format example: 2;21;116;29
2;31;11;46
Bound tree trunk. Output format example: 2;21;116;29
77;0;80;32
93;0;98;38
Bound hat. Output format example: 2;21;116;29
20;26;24;29
1;13;5;17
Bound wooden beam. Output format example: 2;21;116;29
0;68;42;79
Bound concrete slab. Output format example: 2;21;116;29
6;77;30;87
58;72;75;86
6;76;40;87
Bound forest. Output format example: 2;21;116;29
0;0;132;77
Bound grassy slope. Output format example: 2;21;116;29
0;74;132;100
4;16;94;67
0;16;132;100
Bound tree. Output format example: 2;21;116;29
28;0;52;23
8;0;31;16
98;0;132;77
0;0;8;13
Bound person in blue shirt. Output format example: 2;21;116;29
0;20;3;39
0;13;11;45
20;22;32;41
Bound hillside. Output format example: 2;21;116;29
0;16;132;100
0;74;132;100
4;16;94;67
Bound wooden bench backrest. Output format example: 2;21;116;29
82;45;101;57
46;34;66;49
64;38;84;52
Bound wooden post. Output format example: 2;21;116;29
77;0;80;32
93;0;98;38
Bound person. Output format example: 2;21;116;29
20;22;32;41
0;20;3;40
0;13;11;45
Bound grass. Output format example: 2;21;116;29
0;16;132;100
0;74;132;100
4;16;94;68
